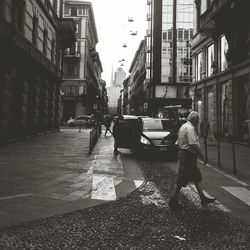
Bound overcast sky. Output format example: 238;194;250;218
88;0;148;86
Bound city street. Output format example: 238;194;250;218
0;128;249;249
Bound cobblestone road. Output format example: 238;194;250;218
0;157;249;249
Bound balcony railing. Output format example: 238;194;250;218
64;51;81;58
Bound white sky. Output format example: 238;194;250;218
88;0;148;86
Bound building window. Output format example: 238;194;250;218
43;29;48;55
197;52;203;81
78;6;86;16
64;4;70;15
32;15;38;46
220;35;228;71
76;23;79;33
51;39;55;63
207;43;214;77
200;0;207;15
71;6;77;16
0;0;6;17
12;0;26;33
221;82;230;137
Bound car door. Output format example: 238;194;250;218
115;119;139;148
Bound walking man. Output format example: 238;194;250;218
103;115;113;136
169;111;216;209
112;115;123;154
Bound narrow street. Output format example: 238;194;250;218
0;128;249;249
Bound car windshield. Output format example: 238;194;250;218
142;119;174;131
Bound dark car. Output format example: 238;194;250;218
113;115;140;149
137;118;178;154
114;116;178;156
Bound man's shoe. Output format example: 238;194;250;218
201;197;216;207
169;197;182;210
114;149;120;154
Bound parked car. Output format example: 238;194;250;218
67;115;94;127
114;116;178;156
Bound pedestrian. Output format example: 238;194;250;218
169;111;216;209
200;116;210;138
112;115;123;154
103;116;113;136
209;118;216;141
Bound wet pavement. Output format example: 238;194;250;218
0;127;250;249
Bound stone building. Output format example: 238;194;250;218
0;0;75;144
128;40;147;115
61;0;105;120
192;0;250;143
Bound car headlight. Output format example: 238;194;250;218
140;136;150;145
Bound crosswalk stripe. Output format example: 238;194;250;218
134;180;144;188
182;185;231;212
222;186;250;206
91;174;116;201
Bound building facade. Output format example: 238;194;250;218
0;0;75;144
107;86;123;115
61;0;105;120
128;40;147;115
192;0;250;143
146;0;193;117
113;67;126;88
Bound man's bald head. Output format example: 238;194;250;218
187;111;200;126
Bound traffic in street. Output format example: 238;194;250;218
0;126;249;249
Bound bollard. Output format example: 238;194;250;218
204;135;208;161
232;136;237;175
89;130;92;154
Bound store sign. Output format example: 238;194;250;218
155;85;177;98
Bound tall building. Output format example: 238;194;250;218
113;67;126;87
0;0;75;144
62;0;104;120
128;40;146;115
107;86;123;115
192;0;250;143
146;0;193;117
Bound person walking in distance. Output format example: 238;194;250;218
169;111;216;209
103;115;113;136
112;115;123;154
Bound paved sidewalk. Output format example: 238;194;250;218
199;137;250;184
0;128;143;228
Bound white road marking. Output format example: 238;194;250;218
222;186;250;206
91;174;116;201
198;160;249;187
182;185;231;212
134;180;144;188
0;193;33;201
87;154;98;174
